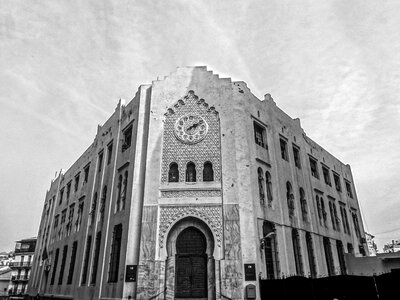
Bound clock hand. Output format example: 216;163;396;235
187;122;199;131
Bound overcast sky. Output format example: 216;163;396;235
0;0;399;252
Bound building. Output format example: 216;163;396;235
8;237;36;297
28;67;367;300
346;252;400;276
0;266;12;298
365;232;377;256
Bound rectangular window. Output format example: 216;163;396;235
84;164;90;183
309;157;319;179
333;173;341;192
279;138;289;161
322;166;331;186
107;142;113;165
90;231;102;285
292;229;303;276
58;245;68;285
59;188;64;205
340;205;350;234
66;182;71;202
345;180;353;198
74;173;80;192
336;240;347;275
254;122;267;148
81;235;92;285
67;241;78;284
122;125;133;152
98;151;104;173
305;233;317;278
351;210;361;238
293;145;301;169
108;224;123;282
50;248;59;285
323;237;335;276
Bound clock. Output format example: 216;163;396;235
174;114;209;144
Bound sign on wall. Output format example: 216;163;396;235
125;265;137;282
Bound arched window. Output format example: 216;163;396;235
89;192;97;226
168;163;179;182
286;182;294;217
320;197;327;225
265;171;273;203
186;162;196;182
305;232;317;278
316;195;322;223
262;221;279;279
203;162;214;182
116;175;122;212
300;188;307;221
258;168;265;204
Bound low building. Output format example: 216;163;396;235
8;238;36;297
28;67;367;300
0;267;12;298
346;252;400;276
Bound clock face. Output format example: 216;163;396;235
174;114;209;144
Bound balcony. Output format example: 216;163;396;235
9;261;31;267
11;275;29;281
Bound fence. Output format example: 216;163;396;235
259;273;400;300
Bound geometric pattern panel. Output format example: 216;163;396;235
161;91;221;183
158;205;222;249
161;190;221;198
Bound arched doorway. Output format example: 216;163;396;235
175;227;207;298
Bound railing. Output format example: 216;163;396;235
11;275;29;281
10;261;31;267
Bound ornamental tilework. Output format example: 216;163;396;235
161;91;221;183
158;205;222;248
161;190;221;198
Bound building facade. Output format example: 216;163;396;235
9;238;36;297
28;67;367;300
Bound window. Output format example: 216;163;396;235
336;240;347;275
89;193;97;226
280;138;289;161
60;209;67;239
292;229;303;276
66;203;75;236
121;171;127;211
98;151;104;173
58;245;68;285
81;235;92;285
329;201;336;230
333;173;341;192
333;202;340;231
340;204;350;234
265;171;273;204
322;166;331;186
203;162;214;182
75;200;84;232
74;174;80;192
258;168;265;204
66;182;71;202
99;186;107;224
305;233;317;278
116;175;123;212
347;243;354;255
107;142;113;165
293;146;301;168
323;237;335;276
320;197;327;226
122;125;133;151
287;182;294;218
59;188;64;205
351;210;361;238
90;231;102;285
84;164;90;183
108;224;122;282
50;248;59;285
168;163;179;182
300;188;307;222
67;241;78;284
186;162;196;182
345;180;353;198
254;122;267;148
309;157;319;179
262;221;279;279
316;195;322;223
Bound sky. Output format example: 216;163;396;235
0;0;399;252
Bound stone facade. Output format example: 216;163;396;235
28;66;367;300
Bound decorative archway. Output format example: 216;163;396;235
166;217;216;300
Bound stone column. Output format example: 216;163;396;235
208;256;216;300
